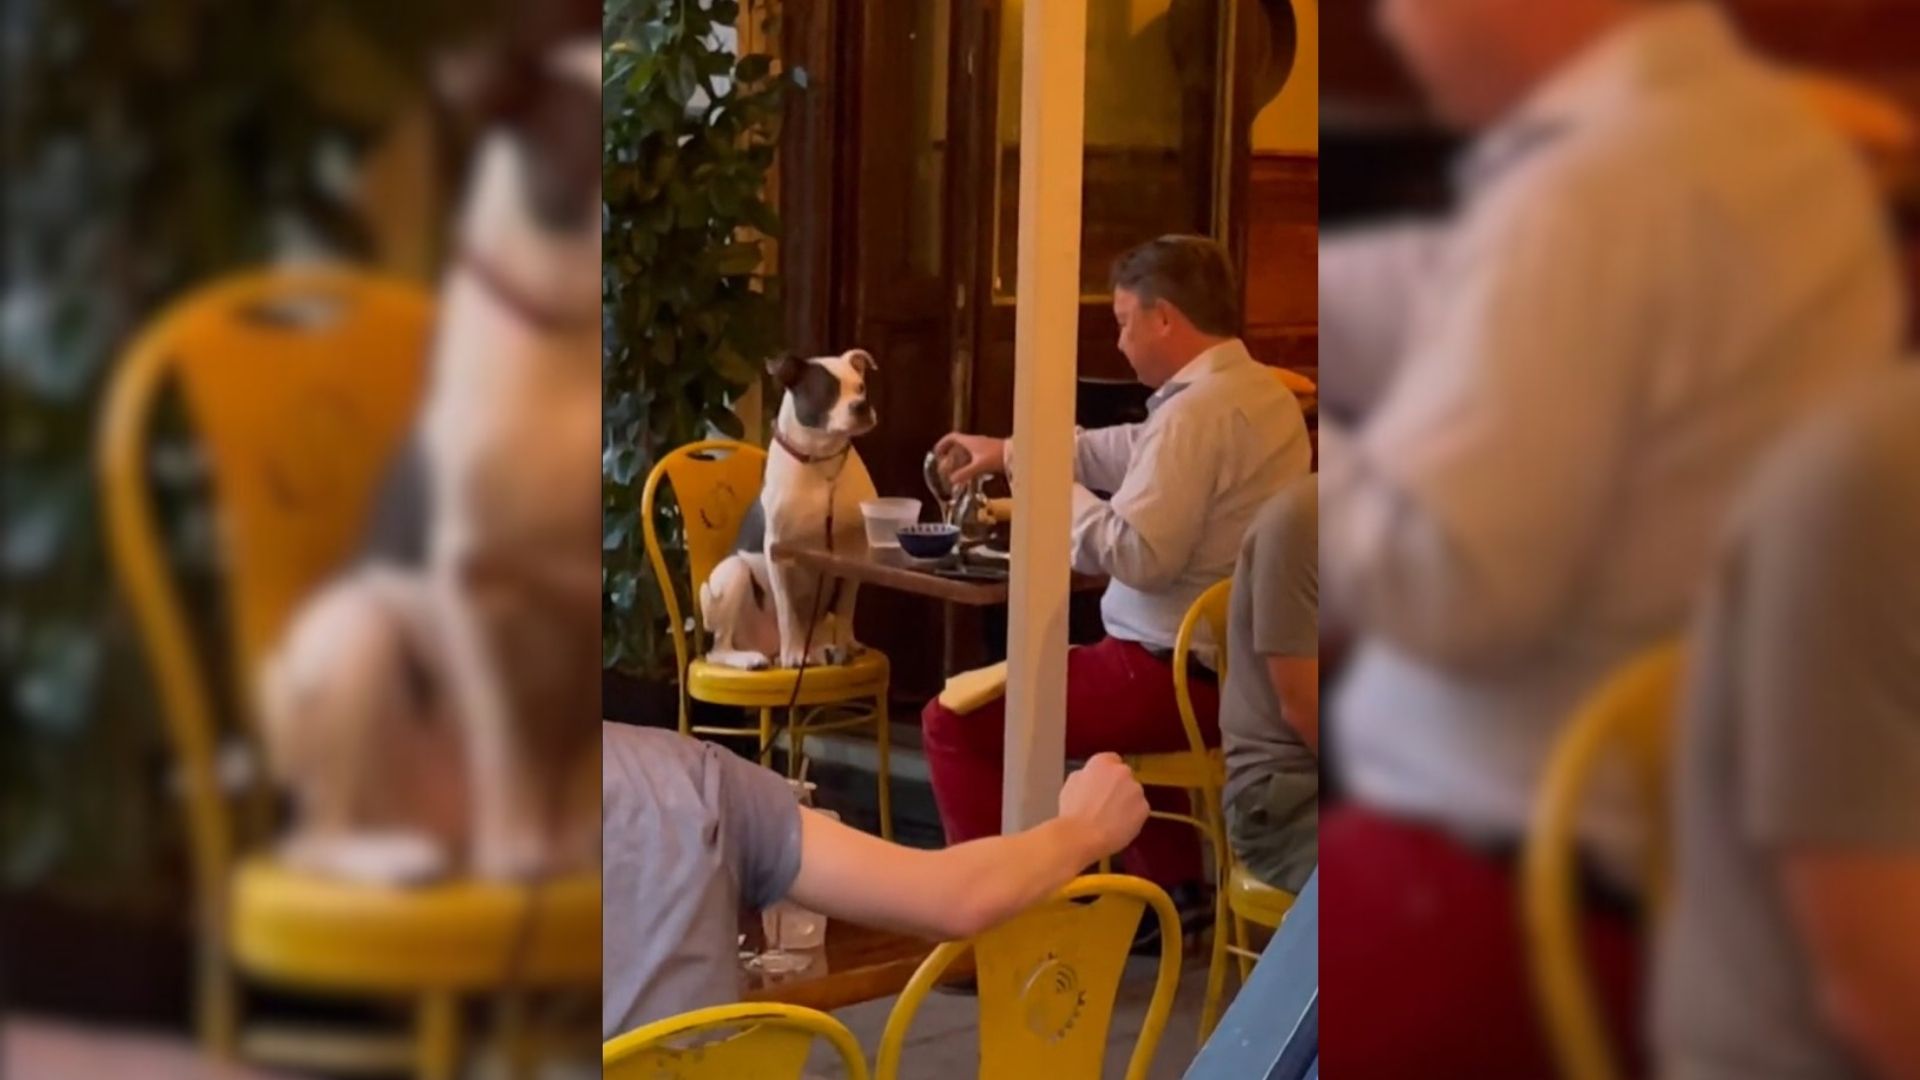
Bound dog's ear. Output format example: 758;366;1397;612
847;349;878;376
767;354;808;389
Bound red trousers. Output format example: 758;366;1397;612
920;636;1221;891
1320;804;1647;1079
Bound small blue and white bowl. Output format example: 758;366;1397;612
896;522;960;560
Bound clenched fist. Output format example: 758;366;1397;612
1058;752;1150;859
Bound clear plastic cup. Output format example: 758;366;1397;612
859;498;921;548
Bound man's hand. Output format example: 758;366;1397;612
933;432;1008;487
1058;752;1150;860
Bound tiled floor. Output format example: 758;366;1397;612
813;953;1220;1080
3;1018;301;1080
7;955;1223;1080
0;1017;602;1080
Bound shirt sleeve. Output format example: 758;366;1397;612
710;743;804;909
1069;405;1220;588
1319;221;1448;424
1321;162;1684;671
1247;479;1319;659
1738;403;1920;850
1073;423;1140;494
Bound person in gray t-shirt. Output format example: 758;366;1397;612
1221;476;1318;893
1656;370;1920;1080
602;723;1153;1039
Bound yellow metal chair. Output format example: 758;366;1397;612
1270;365;1318;416
641;440;894;837
100;270;600;1079
1214;861;1295;1011
1107;579;1286;1042
603;1002;870;1080
1523;643;1683;1080
876;874;1182;1080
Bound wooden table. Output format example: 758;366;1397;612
738;912;974;1011
768;536;1106;606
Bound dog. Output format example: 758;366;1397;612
701;351;881;672
258;12;601;885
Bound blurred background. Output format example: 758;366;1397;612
1317;2;1920;1078
0;1;612;1075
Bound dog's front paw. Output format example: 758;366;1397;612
823;642;867;666
708;649;772;671
777;648;808;670
472;828;550;882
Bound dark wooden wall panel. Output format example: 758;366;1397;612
1245;152;1319;378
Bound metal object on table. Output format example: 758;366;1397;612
923;448;959;524
925;446;996;549
952;483;997;547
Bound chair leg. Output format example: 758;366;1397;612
494;994;538;1080
758;708;775;766
415;992;462;1080
1200;884;1232;1044
1232;912;1254;983
197;951;240;1061
874;693;894;841
786;708;804;779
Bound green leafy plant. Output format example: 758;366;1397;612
2;0;496;897
601;0;804;679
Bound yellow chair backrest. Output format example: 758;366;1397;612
876;875;1182;1080
604;1002;870;1080
1522;642;1683;1080
99;269;432;903
1270;365;1317;401
1173;578;1233;759
640;439;768;671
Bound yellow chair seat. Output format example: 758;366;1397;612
1226;864;1294;929
1125;747;1223;792
687;649;890;707
230;858;601;994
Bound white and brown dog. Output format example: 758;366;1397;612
701;351;880;671
258;13;601;884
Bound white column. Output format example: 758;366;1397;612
1002;0;1085;831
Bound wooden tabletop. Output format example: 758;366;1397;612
739;912;973;1011
768;536;1105;607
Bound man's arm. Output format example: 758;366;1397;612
1321;169;1682;670
1319;221;1448;424
785;753;1149;941
1268;655;1319;755
1733;386;1920;1080
1068;409;1220;588
1073;424;1139;494
935;427;1136;493
1781;854;1920;1080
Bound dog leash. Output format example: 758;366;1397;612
779;456;842;769
458;244;598;336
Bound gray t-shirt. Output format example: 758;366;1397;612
1221;476;1319;808
602;724;803;1039
1656;371;1920;1080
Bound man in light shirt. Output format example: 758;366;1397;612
1318;1;1903;1075
928;235;1311;907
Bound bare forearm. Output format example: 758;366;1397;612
1830;996;1920;1080
926;818;1106;939
1785;856;1920;1079
1269;655;1320;755
789;808;1104;942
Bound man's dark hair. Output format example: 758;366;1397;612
1109;234;1241;336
